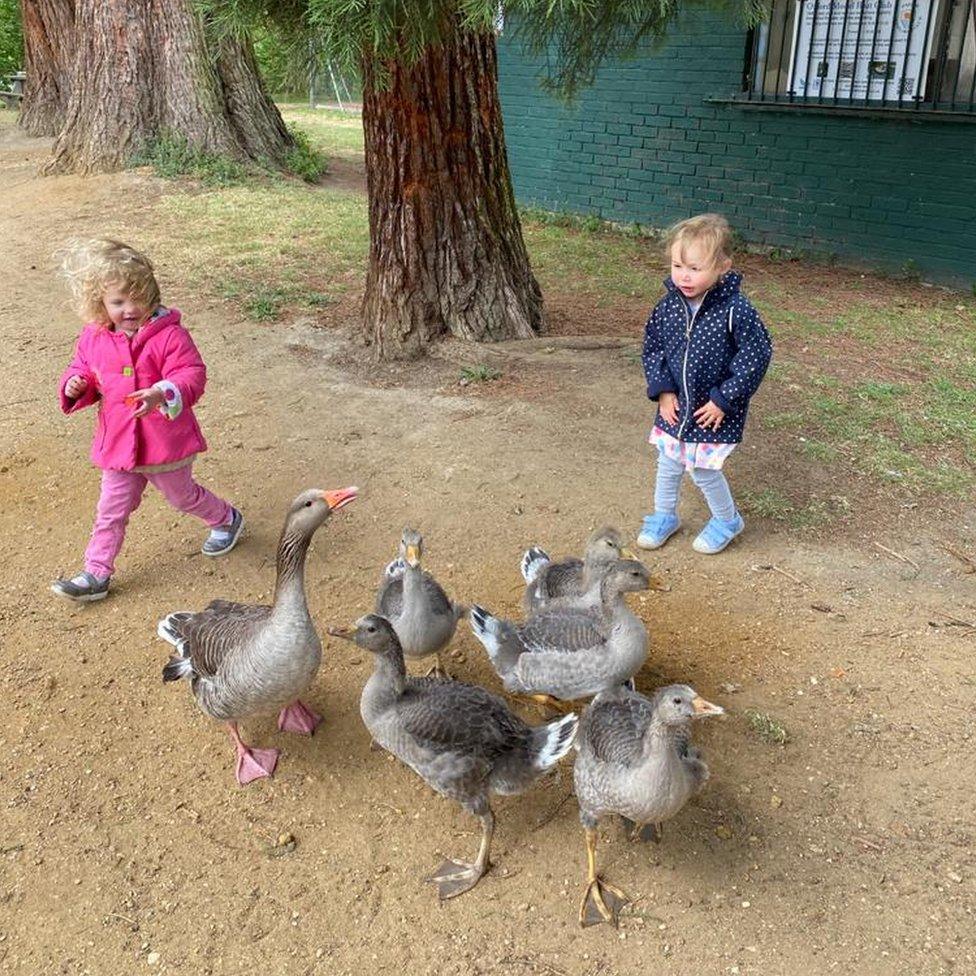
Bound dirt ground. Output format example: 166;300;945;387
1;122;974;976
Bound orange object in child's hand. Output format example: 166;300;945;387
124;393;141;406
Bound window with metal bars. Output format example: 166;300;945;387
741;0;976;114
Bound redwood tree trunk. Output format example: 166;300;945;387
361;30;545;359
215;33;292;162
19;0;75;137
44;0;292;175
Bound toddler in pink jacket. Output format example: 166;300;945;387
52;239;243;602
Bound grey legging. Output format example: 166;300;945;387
654;451;736;521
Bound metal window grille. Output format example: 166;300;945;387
742;0;976;113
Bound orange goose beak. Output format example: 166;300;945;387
692;696;725;718
323;486;358;511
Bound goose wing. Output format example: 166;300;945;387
376;575;404;617
419;572;456;617
179;601;273;678
517;606;607;657
396;678;528;760
537;557;584;600
376;570;454;619
583;694;654;766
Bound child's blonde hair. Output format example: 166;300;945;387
666;214;734;267
59;238;161;325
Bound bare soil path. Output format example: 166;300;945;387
1;121;974;976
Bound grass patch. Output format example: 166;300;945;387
800;439;840;463
285;124;328;182
243;286;288;322
740;488;843;529
522;219;650;298
740;488;794;520
153;179;367;324
745;710;789;745
763;411;804;431
216;278;341;323
131;132;249;186
277;105;364;160
459;364;501;383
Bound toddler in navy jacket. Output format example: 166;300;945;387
638;214;772;554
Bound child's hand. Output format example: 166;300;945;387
65;375;89;399
128;387;165;418
659;391;679;426
693;400;725;431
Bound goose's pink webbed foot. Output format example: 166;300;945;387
227;722;279;785
277;699;322;735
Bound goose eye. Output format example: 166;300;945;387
673;697;682;705
367;625;376;633
304;501;313;508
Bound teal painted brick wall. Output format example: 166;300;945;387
497;12;976;284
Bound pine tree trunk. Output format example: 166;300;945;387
361;30;544;359
19;0;75;137
44;0;292;175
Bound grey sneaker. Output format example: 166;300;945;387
202;507;244;557
51;571;111;602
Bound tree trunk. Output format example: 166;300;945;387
215;33;292;163
44;0;292;175
19;0;75;137
361;30;545;359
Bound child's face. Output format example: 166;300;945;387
102;283;151;332
669;242;732;302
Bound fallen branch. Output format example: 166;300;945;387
751;563;806;586
105;912;138;926
931;612;976;638
873;541;919;570
939;542;976;574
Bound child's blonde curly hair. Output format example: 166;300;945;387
59;238;161;325
666;213;734;267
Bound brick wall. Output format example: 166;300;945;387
497;12;976;284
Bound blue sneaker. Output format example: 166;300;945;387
202;507;244;557
637;512;681;550
692;511;745;554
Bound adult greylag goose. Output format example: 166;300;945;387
470;560;651;705
520;526;636;613
574;683;723;926
158;486;357;785
375;528;465;677
329;614;578;899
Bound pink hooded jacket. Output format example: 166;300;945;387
59;308;209;471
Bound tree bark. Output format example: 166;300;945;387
361;30;545;359
19;0;75;137
215;32;292;164
44;0;292;175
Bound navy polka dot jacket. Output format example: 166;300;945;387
641;271;772;445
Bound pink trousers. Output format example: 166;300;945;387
84;465;233;578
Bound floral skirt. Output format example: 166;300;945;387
650;425;737;472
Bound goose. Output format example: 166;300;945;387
329;613;578;899
470;560;650;705
520;526;636;613
376;528;465;676
157;486;358;785
573;683;723;926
